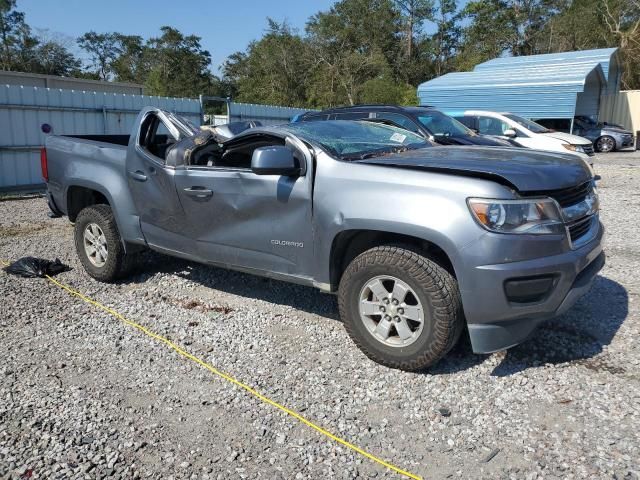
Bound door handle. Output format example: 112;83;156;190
128;170;148;182
183;187;213;199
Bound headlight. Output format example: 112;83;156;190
563;144;585;154
467;198;564;234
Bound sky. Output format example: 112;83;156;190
19;0;338;74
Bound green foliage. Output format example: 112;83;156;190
3;0;640;103
359;77;417;104
76;26;226;98
143;27;213;97
223;20;311;106
29;40;81;76
456;0;560;70
77;32;121;80
540;0;640;89
1;0;80;75
110;35;145;84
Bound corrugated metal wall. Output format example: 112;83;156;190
0;85;201;191
474;48;620;93
0;70;144;94
418;48;618;121
418;64;604;119
575;69;602;118
229;102;310;126
600;90;640;136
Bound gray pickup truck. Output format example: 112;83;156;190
44;107;605;371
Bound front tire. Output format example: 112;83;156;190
338;245;463;371
74;205;133;282
595;135;616;153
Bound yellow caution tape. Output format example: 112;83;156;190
1;259;422;479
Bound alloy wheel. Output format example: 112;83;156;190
83;223;108;267
358;275;425;347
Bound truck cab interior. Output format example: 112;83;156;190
139;112;178;161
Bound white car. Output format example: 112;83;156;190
450;110;596;163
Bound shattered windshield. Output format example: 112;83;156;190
284;120;431;160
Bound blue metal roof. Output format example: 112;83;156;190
474;48;620;93
417;48;619;119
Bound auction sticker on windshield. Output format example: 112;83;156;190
390;132;407;143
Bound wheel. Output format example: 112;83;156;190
338;245;463;371
595;135;616;153
74;204;134;282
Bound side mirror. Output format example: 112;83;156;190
503;128;517;138
251;146;300;176
470;128;479;134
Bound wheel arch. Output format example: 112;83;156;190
329;229;458;291
66;184;111;222
65;182;144;253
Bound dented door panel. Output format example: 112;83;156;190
174;168;314;276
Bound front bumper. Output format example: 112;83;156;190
461;222;605;354
618;134;635;149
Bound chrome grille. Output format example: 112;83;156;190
545;181;593;208
568;217;592;243
523;181;598;248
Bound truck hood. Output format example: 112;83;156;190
541;131;592;145
356;146;592;192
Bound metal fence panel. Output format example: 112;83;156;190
228;102;311;126
0;85;202;191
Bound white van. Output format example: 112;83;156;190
451;110;595;162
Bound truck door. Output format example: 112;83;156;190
126;109;195;253
173;134;314;278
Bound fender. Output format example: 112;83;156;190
316;219;468;291
54;136;146;249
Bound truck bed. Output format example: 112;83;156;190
62;134;130;146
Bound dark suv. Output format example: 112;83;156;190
293;105;511;147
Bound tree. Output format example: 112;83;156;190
143;26;213;97
306;0;401;106
0;0;36;70
30;40;81;75
394;0;433;58
1;1;80;75
359;76;418;104
77;32;121;80
601;0;640;89
539;0;640;89
456;0;560;70
430;0;459;76
222;19;311;106
110;34;145;83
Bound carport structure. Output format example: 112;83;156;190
417;48;620;132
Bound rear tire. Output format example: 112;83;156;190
74;205;134;282
338;245;463;371
595;135;616;153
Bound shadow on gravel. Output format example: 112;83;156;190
491;275;629;376
127;255;629;377
128;252;341;320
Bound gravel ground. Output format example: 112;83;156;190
1;151;639;480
